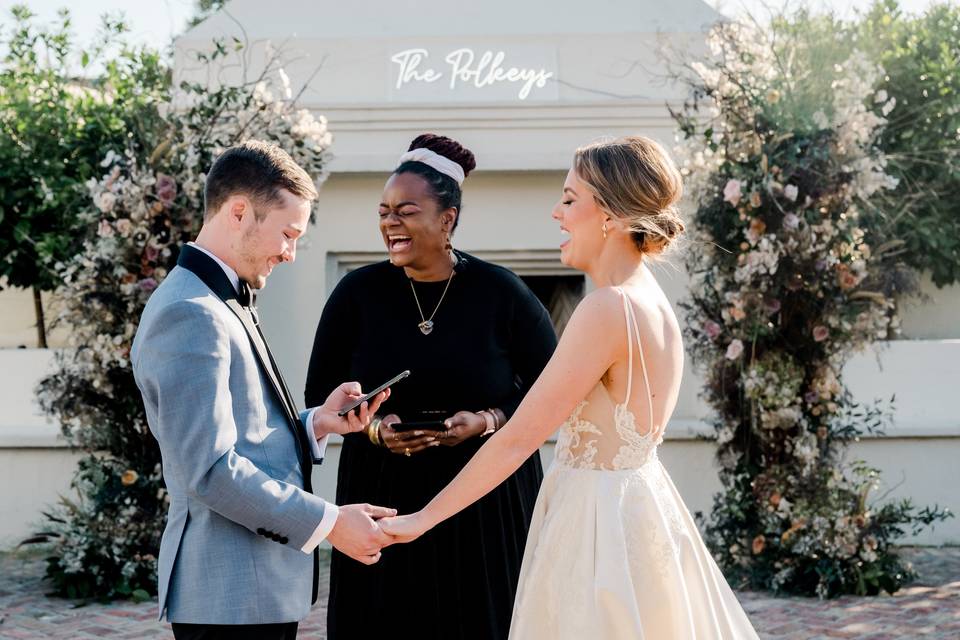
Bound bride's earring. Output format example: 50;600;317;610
601;222;608;240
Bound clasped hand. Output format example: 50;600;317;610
326;506;429;564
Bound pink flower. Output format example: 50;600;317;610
765;298;782;315
98;219;114;238
115;218;132;237
725;339;744;360
723;179;742;207
144;245;160;262
813;325;830;342
155;173;178;205
704;321;722;339
138;278;158;292
783;213;800;230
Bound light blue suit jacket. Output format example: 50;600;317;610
131;248;327;624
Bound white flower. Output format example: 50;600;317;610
278;68;292;100
725;339;744;360
812;110;829;129
784;184;798;202
881;97;896;116
96;191;117;213
99;149;121;168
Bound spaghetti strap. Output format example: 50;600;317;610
619;289;635;402
617;287;655;433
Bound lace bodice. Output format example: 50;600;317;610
555;289;664;471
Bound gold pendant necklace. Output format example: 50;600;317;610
409;263;456;336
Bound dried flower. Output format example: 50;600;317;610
121;470;139;486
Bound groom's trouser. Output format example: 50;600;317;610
172;622;298;640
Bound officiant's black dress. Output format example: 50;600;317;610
305;251;557;640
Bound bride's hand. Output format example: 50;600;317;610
378;511;431;544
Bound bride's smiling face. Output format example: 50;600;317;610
552;168;607;270
379;172;454;269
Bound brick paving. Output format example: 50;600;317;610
1;547;956;638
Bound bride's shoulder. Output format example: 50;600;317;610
569;287;627;329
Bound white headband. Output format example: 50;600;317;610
397;148;465;186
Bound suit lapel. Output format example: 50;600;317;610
176;245;311;476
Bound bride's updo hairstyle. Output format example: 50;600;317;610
573;136;685;255
395;133;477;232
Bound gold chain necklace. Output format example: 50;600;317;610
409;264;456;336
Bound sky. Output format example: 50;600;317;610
0;0;947;55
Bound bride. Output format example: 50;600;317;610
380;136;760;639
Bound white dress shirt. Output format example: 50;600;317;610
188;242;338;551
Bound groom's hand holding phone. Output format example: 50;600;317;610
311;381;391;438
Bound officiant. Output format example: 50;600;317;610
305;133;557;639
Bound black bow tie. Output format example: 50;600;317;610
238;280;257;309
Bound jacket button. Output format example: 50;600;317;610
279;536;289;545
256;528;266;536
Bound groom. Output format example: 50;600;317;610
131;140;395;640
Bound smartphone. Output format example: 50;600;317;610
337;370;410;417
392;420;447;432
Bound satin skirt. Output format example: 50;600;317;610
509;460;760;640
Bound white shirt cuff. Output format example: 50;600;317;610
301;502;339;553
304;406;331;462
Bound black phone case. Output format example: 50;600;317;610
392;420;447;432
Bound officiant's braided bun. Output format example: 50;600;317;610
396;133;476;231
574;136;685;254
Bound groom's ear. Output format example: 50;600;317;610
223;195;250;229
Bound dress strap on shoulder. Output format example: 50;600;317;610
616;287;655;432
617;288;635;401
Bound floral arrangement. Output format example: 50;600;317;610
671;18;950;598
33;45;332;600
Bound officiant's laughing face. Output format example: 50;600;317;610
378;171;456;271
232;189;311;289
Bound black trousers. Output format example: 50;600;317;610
172;622;298;640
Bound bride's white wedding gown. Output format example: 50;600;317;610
509;289;759;639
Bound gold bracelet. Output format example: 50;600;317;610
367;418;383;447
